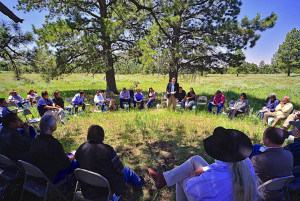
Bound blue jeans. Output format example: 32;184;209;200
208;102;224;114
146;99;156;108
123;166;143;187
181;100;186;108
54;160;80;183
120;98;131;108
96;102;105;111
257;111;266;120
133;100;144;109
17;101;30;109
19;126;37;138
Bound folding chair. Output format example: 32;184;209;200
258;175;294;201
73;168;121;201
23;109;41;124
287;165;300;192
197;96;207;106
161;93;168;108
0;154;22;200
18;160;68;201
7;102;23;113
84;98;91;107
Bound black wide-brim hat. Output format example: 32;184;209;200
203;127;253;162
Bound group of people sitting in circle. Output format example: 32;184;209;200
0;108;300;200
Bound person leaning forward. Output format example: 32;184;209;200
166;77;179;110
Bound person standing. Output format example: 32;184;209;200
166;77;179;110
208;90;226;114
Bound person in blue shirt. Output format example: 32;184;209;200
148;127;258;201
0;98;11;125
258;93;280;120
37;91;64;122
72;90;86;114
8;90;30;108
133;89;144;109
94;90;106;111
119;88;131;109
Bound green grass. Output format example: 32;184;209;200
0;72;300;200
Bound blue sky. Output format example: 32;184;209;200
1;0;300;65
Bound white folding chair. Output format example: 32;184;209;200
23;109;41;124
197;96;207;106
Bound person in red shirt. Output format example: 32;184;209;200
208;90;225;114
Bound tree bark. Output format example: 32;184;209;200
100;0;118;93
169;70;178;82
287;65;291;76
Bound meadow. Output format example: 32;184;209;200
0;72;300;200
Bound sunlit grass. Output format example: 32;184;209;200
0;72;299;200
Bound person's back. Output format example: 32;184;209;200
30;134;71;182
251;148;293;182
76;142;126;198
30;115;71;183
251;127;293;200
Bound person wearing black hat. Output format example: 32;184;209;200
148;127;258;201
251;127;293;200
208;90;226;114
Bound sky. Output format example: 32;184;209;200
1;0;300;65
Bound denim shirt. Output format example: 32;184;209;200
185;158;256;201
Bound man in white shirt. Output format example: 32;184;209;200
94;90;106;111
263;96;294;127
119;88;131;109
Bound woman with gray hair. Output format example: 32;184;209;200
258;93;279;120
29;115;79;184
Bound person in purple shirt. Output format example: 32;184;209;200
148;127;258;201
119;88;131;109
72;90;86;114
8;90;30;108
258;93;280;120
37;91;64;122
133;89;144;109
208;90;226;114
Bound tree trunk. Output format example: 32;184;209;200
201;71;204;76
100;1;118;93
287;65;291;76
106;68;117;93
168;70;178;82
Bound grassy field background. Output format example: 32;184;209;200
0;72;300;200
